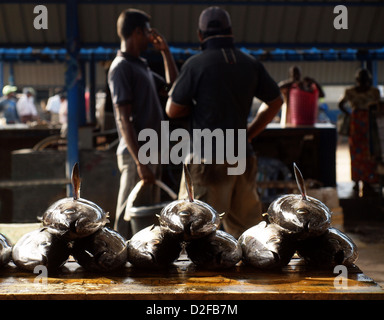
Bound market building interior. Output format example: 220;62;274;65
0;0;383;299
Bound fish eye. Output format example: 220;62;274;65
296;208;309;214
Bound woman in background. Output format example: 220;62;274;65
338;68;381;195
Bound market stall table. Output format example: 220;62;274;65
0;255;382;300
0;124;61;222
253;123;337;187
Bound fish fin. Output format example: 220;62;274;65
183;164;194;202
71;162;81;200
85;250;94;258
293;163;307;200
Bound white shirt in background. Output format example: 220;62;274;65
16;95;38;117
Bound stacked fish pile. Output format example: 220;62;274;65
12;163;127;273
127;165;242;269
0;162;358;275
239;163;358;270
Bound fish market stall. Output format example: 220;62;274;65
253;123;337;187
0;164;383;301
0;124;60;181
0;124;62;223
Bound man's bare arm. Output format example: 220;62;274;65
247;96;283;142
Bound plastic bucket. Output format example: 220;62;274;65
128;202;171;235
289;86;319;125
124;180;177;235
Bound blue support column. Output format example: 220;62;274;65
8;63;14;86
78;61;87;125
89;56;96;124
65;0;80;196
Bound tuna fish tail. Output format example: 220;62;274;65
71;162;81;200
183;164;194;202
293;163;307;200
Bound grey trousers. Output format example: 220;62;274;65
178;156;262;239
114;153;161;239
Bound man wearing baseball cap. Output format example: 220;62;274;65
0;85;19;124
166;7;283;238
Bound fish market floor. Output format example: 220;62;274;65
348;230;384;289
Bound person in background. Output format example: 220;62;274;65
0;85;19;124
58;93;68;136
108;8;178;238
279;66;325;124
46;88;63;124
166;6;283;238
338;68;381;195
16;87;38;123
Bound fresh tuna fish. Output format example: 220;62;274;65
159;164;221;241
265;163;331;240
185;229;242;269
42;163;109;240
238;221;296;269
296;227;358;267
72;227;128;272
127;225;182;269
0;233;12;267
12;227;71;272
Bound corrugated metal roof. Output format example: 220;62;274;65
1;1;383;90
0;1;383;49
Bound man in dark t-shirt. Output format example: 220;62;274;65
108;9;178;237
166;7;283;238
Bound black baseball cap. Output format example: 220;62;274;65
198;7;232;33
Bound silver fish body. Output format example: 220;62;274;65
266;163;331;240
185;229;242;269
267;194;332;240
12;227;71;272
238;221;296;269
159;164;220;241
127;225;182;269
42;197;109;240
42;163;109;240
159;199;220;241
296;227;358;266
0;233;12;267
72;227;128;272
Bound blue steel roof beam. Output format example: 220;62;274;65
1;47;384;62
